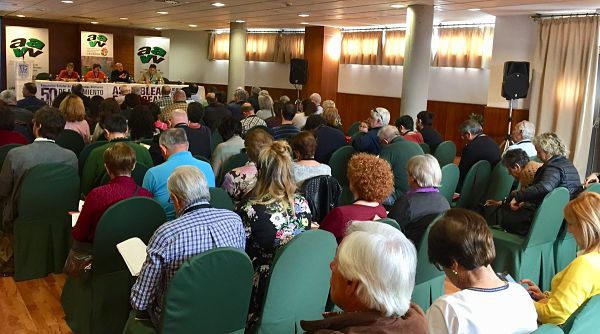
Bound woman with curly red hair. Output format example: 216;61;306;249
319;153;394;243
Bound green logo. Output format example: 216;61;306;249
137;46;167;64
10;37;45;58
87;34;108;47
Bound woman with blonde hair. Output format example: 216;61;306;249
235;140;312;326
522;191;600;325
59;93;91;143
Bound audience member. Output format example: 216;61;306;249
169;109;211;160
521;192;600;325
236;140;312;327
301;221;427;334
352;107;390;155
211;117;244;179
161;90;188;122
120;93;142;120
114;85;131;106
248;86;261;112
91;98;121;141
292;99;317;129
16;83;45;110
265;100;283;128
110;62;130;83
389;154;449;246
426;209;538;334
131;86;151;106
51;91;70;109
203;92;231;131
396;115;424;144
506;120;537;157
1;89;33;126
186;102;204;129
310;92;323;114
83;63;106;83
139;64;164;84
71;84;92;110
154;85;173;110
457;119;501;190
0;106;28;145
143;129;215;221
222;128;273;202
59;94;91;144
128;105;156;141
240;102;267;137
322;106;342;129
132;166;245;326
290;131;331;186
256;90;274;120
320;153;394;243
228;88;248;121
72;143;152;243
416;111;443;153
322;99;335;110
58;62;79;81
279;95;290;104
307;109;346;164
272;102;300;140
87;95;105;131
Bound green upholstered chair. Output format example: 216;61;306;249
433;141;456;167
349;131;362;145
14;163;79;281
347;121;361;136
419;143;431;154
492;187;569;291
561;294;600;334
123;248;253;334
0;143;23;167
78;141;107;175
484;162;514;202
99;163;149;187
411;215;445;311
329;146;355;206
453;160;491;210
210;129;223;153
532;324;564;334
56;129;86;157
218;151;248;186
193;154;210;164
584;183;600;195
209;187;235;211
377;217;401;230
253;230;337;334
439;164;459;204
61;197;166;334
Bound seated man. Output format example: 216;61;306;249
301;221;427;333
352;107;390;155
163;108;212;161
457;119;501;190
203;92;231;131
16;83;46;110
1;89;34;141
0;106;28;145
160;90;188;121
110;62;130;83
131;166;245;326
155;85;173;110
58;62;79;81
240;102;267;137
228;88;248;121
272;102;300;141
416;111;443;153
83;63;106;83
143;128;215;221
0;106;78;273
138;64;164;85
506;120;537;157
81;114;153;195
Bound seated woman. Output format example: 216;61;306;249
500;132;581;235
235;140;312;327
396;115;424;144
388;154;449;246
91;98;121;142
128;105;156;141
320;153;394;243
290;131;331;186
427;208;538;334
301;221;427;333
306;108;347;164
292;99;317;129
211;117;244;180
72;143;152;243
222;127;272;203
521;192;600;325
59;94;91;144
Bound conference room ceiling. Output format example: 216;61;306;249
1;0;599;30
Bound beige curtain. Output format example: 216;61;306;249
208;33;230;60
277;33;304;63
246;33;278;62
382;30;406;65
529;16;599;175
340;31;382;65
432;26;494;68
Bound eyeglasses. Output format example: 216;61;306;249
371;108;383;123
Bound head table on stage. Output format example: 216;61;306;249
33;80;187;106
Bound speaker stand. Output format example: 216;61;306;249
294;84;301;105
502;98;515;153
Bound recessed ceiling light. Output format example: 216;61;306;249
298;13;309;17
211;2;225;7
390;4;405;8
155;27;163;30
90;21;99;24
157;11;168;14
188;24;197;27
120;17;128;20
61;0;74;3
16;14;26;17
300;22;309;25
235;19;245;23
468;8;481;11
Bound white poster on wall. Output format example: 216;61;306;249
5;26;49;89
81;31;114;78
133;36;170;82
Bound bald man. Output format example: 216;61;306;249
110;62;130;82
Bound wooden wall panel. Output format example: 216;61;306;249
483;106;530;145
335;92;401;131
427;100;485;154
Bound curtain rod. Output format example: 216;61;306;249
532;13;600;20
340;22;493;32
210;29;304;34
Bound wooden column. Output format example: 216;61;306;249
303;26;340;101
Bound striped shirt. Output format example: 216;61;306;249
241;115;267;136
130;201;245;325
155;96;173;110
272;124;300;140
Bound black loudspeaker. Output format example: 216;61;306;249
501;61;530;100
289;58;307;85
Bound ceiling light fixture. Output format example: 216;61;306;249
300;22;309;25
235;19;245;23
155;27;163;30
390;4;405;8
16;14;26;17
120;17;128;20
298;13;309;17
188;24;197;27
211;2;225;7
468;8;480;11
90;21;99;24
157;11;168;14
61;0;74;3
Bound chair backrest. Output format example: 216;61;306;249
525;187;570;248
56;129;86;157
209;187;235;211
193;154;210;163
377;218;401;230
439;164;459;203
419;143;431;154
218;151;248;185
414;214;445;284
0;143;22;167
329;146;355;187
257;230;337;333
584;183;600;195
210;130;223;153
484;162;514;201
99;163;148;187
347;121;361;136
433;141;457;167
532;324;564;334
78;141;107;174
300;175;342;224
35;72;50;80
93;197;166;275
561;294;600;334
161;248;253;334
455;160;492;209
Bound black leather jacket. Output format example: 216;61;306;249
514;155;581;205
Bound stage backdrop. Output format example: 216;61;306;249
5;26;49;89
133;36;170;82
81;31;114;77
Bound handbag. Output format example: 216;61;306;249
64;240;93;279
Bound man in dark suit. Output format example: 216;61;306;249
203;92;231;131
457;119;501;190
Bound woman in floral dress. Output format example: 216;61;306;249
236;140;312;328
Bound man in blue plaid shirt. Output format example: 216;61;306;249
130;165;245;326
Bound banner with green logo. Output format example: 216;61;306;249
81;31;114;77
5;26;49;89
133;36;170;82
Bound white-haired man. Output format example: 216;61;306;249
506;120;537;157
310;92;323;114
352;107;390;155
301;221;427;333
131;166;245;326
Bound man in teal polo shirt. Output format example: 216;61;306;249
142;128;216;220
